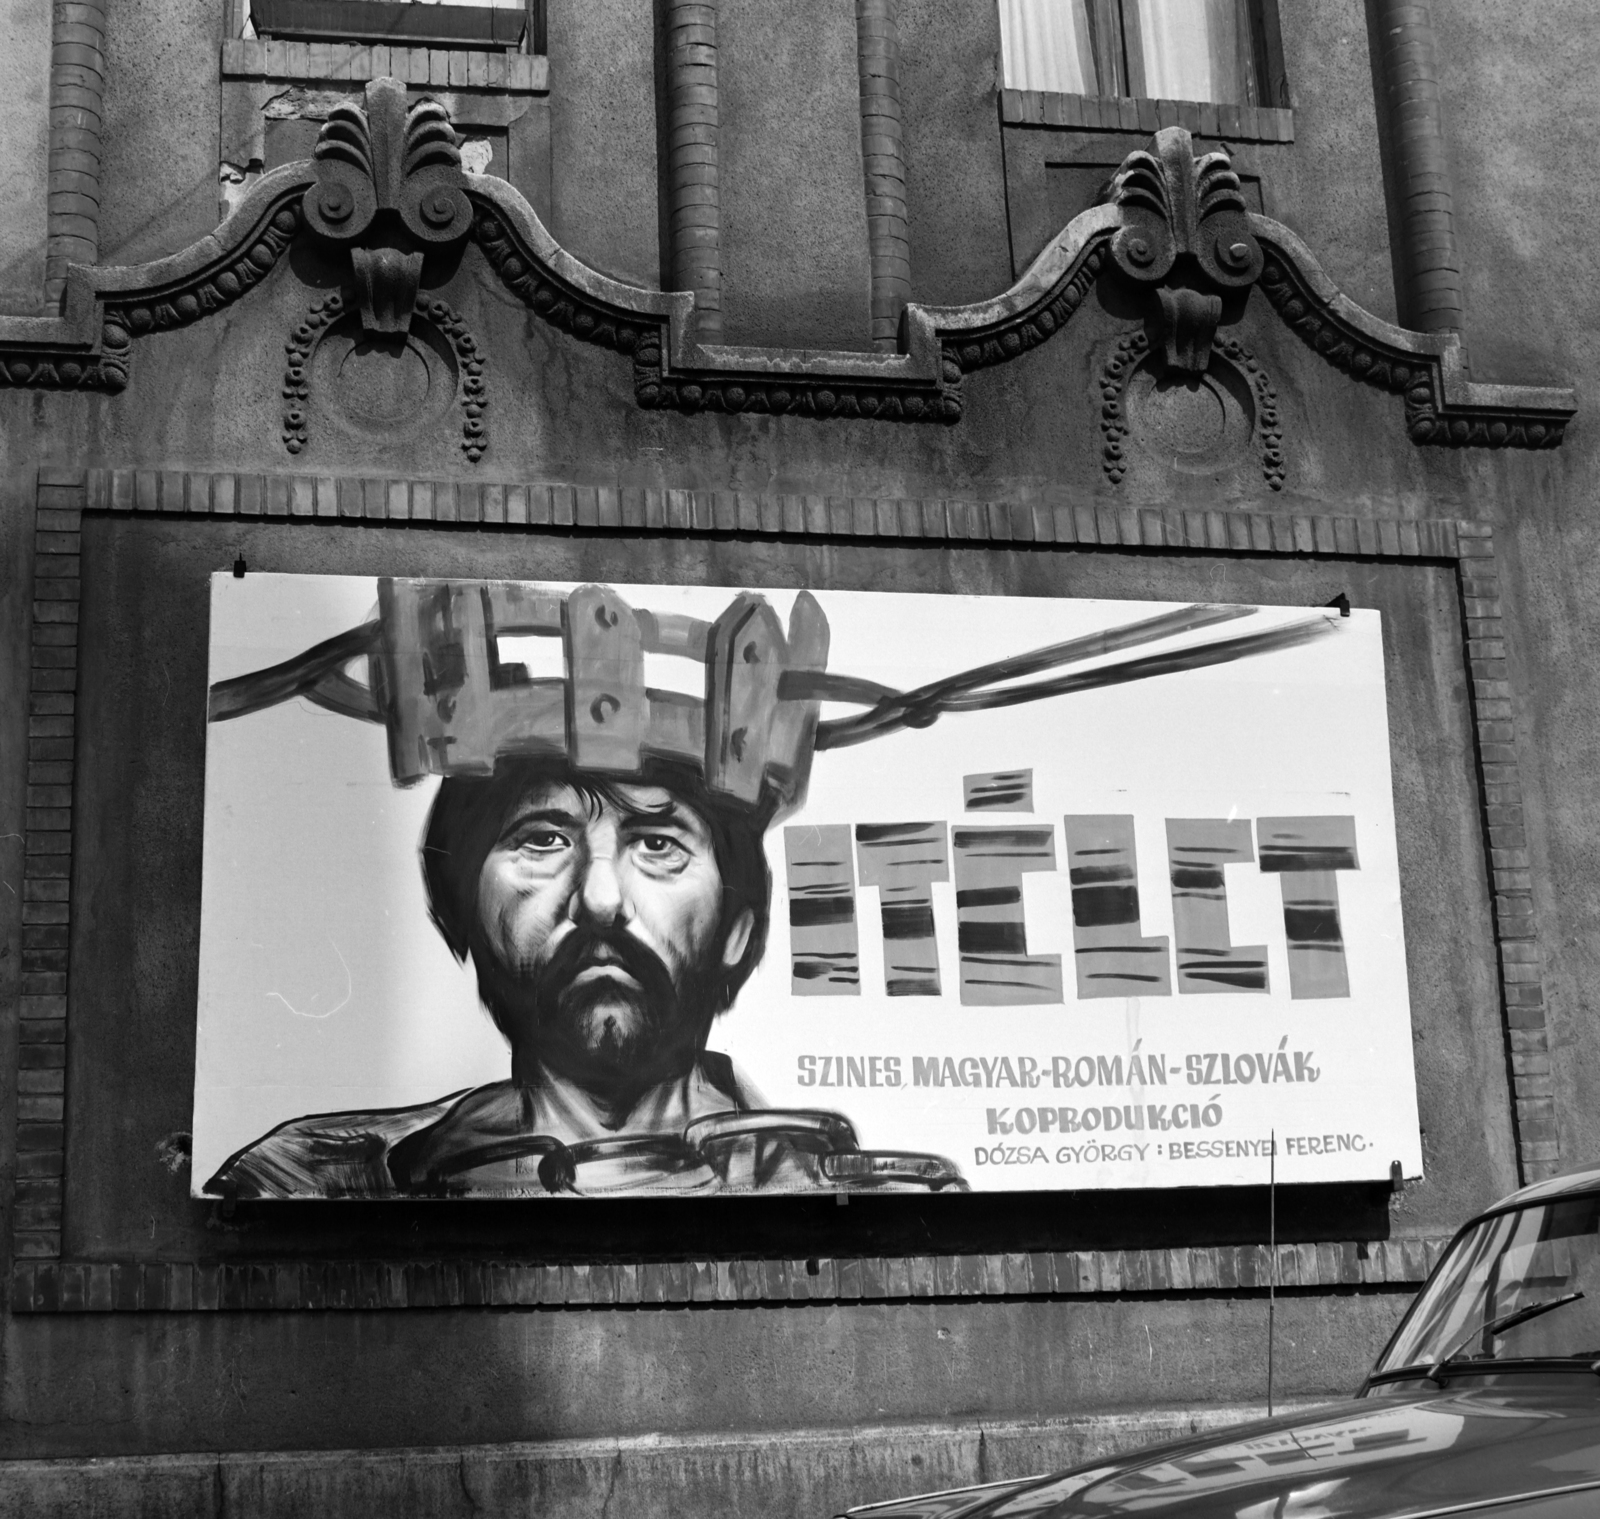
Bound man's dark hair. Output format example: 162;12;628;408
420;756;773;1034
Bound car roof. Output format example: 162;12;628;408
1488;1162;1600;1213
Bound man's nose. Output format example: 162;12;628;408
573;848;626;925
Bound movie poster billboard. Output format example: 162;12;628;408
192;574;1423;1199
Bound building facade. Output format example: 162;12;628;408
0;0;1593;1513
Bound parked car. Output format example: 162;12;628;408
841;1168;1600;1519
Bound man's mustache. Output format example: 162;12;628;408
540;926;679;1012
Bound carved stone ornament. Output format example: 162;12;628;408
302;79;473;335
1100;330;1285;491
0;95;1572;450
1107;132;1261;374
268;85;490;460
282;291;489;460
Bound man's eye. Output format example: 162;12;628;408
518;829;569;852
635;834;684;857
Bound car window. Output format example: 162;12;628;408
1378;1194;1600;1371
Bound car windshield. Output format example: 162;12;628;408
1376;1192;1600;1374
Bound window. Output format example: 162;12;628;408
999;0;1285;109
245;0;540;52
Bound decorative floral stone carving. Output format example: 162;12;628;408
106;204;303;348
473;202;964;423
933;127;1570;449
0;328;125;391
281;290;489;461
1098;331;1145;486
1099;327;1285;491
0;98;1571;451
1216;333;1286;490
1110;135;1263;295
303;80;473;335
473;210;648;359
1256;255;1564;448
1107;130;1261;375
940;249;1105;380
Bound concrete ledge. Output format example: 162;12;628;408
999;89;1293;144
13;1234;1445;1313
221;37;547;92
0;1404;1334;1519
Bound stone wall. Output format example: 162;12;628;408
0;0;1592;1511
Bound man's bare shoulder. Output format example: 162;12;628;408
202;1090;485;1200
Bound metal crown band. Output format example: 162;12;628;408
208;579;1336;817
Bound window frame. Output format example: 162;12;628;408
1011;0;1290;114
236;0;546;54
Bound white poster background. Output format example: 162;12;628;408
192;573;1424;1194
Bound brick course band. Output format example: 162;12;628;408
220;37;547;93
83;466;1468;555
11;1237;1451;1314
9;466;1555;1273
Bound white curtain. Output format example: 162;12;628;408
999;0;1099;96
1134;0;1242;103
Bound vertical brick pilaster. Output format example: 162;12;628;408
663;0;723;341
46;2;107;306
856;0;908;351
1457;523;1556;1183
17;470;86;1258
1371;0;1463;332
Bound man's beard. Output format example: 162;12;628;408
471;924;729;1101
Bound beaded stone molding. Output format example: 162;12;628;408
281;290;489;460
0;98;1574;448
6;464;1560;1300
1097;331;1285;491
